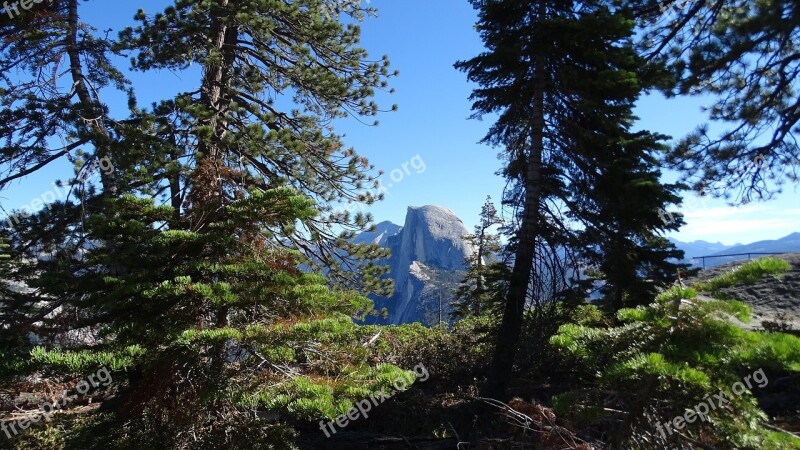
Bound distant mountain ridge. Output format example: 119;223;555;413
354;221;402;247
669;239;736;265
671;232;800;268
711;232;800;256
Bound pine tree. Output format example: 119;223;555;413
1;1;415;446
114;0;399;289
456;0;684;397
1;0;394;291
559;35;689;310
457;0;562;400
576;144;688;310
27;189;416;446
453;196;505;319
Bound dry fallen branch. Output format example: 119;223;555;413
476;396;595;449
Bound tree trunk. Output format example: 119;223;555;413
190;0;238;215
192;0;239;374
482;38;545;399
66;0;116;198
475;230;485;316
169;146;182;221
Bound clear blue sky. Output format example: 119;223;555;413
2;0;798;246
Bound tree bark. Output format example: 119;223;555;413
475;228;485;316
482;25;546;399
189;0;239;222
66;0;116;198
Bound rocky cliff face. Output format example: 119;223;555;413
362;206;473;325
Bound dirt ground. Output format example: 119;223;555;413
687;253;800;330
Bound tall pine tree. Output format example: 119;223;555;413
456;0;684;397
1;1;415;446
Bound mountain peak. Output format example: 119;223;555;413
399;205;472;269
408;204;458;213
358;205;473;325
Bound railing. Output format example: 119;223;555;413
692;252;786;269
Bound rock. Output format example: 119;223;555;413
358;206;474;325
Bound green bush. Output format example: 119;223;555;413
550;295;800;449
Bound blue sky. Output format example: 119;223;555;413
2;0;798;246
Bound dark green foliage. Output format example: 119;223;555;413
378;317;494;387
456;0;686;396
12;188;419;448
547;4;687;310
0;1;407;447
575;124;689;309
